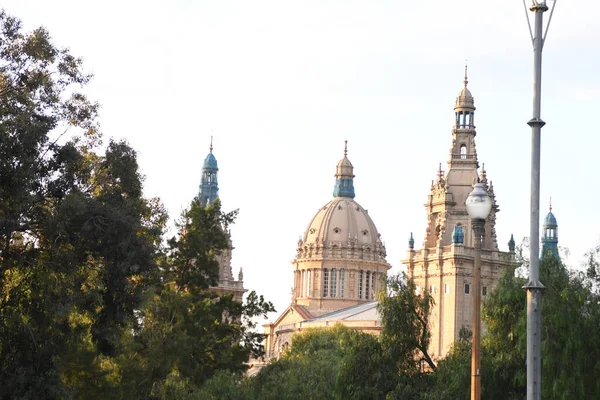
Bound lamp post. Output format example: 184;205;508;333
522;0;556;398
466;182;492;400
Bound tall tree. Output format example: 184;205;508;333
117;199;275;399
377;272;436;373
0;10;166;397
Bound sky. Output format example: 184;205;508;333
5;0;600;321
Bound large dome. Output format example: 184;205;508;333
297;197;386;262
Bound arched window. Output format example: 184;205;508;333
460;145;467;159
339;269;345;298
323;269;329;297
306;270;311;297
365;271;371;299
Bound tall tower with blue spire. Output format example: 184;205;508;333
196;137;246;302
541;199;559;258
198;137;219;206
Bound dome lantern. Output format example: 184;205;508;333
332;140;356;199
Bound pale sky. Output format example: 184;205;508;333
6;1;600;319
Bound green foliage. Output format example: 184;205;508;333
377;272;436;372
427;248;600;400
197;370;253;400
0;10;274;398
251;325;396;400
420;336;470;400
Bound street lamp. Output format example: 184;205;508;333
522;0;556;398
466;182;492;400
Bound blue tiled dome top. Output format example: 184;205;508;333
203;153;218;169
544;211;557;227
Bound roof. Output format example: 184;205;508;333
544;211;557;227
303;301;380;323
202;152;218;170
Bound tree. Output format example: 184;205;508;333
115;199;275;399
0;10;167;397
377;272;436;373
0;11;275;398
250;324;396;400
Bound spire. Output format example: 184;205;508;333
454;65;476;120
480;163;488;185
198;137;219;206
449;67;478;168
508;234;516;253
541;199;559;259
333;141;356;198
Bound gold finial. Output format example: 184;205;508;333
344;139;348;157
209;135;213;153
464;60;468;87
549;197;552;212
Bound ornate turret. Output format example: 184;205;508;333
196;137;246;302
198;136;219;206
333;140;356;198
402;67;512;359
508;234;516;253
541;199;559;259
448;64;479;171
420;70;497;250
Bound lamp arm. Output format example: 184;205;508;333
522;0;534;44
543;0;557;45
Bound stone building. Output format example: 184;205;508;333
262;142;390;360
402;70;514;359
198;139;246;302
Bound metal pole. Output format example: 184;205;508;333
525;2;548;400
471;219;484;400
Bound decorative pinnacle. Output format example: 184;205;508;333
344;140;348;157
549;197;552;212
209;135;213;153
480;163;487;183
437;163;443;181
464;61;468;87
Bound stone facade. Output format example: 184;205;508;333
402;70;514;359
263;143;390;360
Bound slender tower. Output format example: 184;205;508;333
198;137;219;206
197;137;246;302
403;69;513;358
541;200;559;259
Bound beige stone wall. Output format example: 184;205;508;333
405;245;512;358
292;258;389;316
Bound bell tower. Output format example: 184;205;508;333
198;136;219;207
403;69;513;358
541;199;559;259
197;137;246;302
